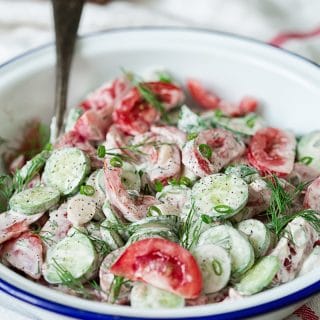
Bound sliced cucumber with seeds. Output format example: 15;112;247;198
237;219;271;258
224;164;259;184
192;174;248;219
43;147;90;195
297;131;320;171
212;113;264;136
193;244;231;293
198;224;254;277
236;256;280;295
9;186;60;215
131;282;185;309
100;219;124;250
43;231;97;284
178;105;208;133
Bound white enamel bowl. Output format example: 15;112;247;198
0;27;320;320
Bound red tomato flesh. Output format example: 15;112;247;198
248;127;296;177
110;238;202;299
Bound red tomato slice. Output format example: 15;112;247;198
110;238;202;299
247;127;296;177
187;79;220;110
113;87;160;135
145;82;185;110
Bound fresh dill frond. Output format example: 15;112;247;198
31;225;56;246
52;258;91;298
122;69;170;123
266;175;314;237
109;275;130;303
0;175;14;212
179;202;202;250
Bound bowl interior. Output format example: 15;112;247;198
0;28;320;319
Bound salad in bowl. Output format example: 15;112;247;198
1;68;320;310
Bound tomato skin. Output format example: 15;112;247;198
247;127;296;177
187;79;220;110
110;238;203;299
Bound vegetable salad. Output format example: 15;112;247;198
1;69;320;308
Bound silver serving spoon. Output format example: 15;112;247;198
51;0;85;141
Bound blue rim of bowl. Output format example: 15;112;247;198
0;26;319;319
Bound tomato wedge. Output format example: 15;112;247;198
187;79;220;110
110;238;202;299
247;127;296;177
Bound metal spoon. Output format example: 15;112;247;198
51;0;85;141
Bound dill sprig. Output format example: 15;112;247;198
31;225;55;246
105;138;173;162
52;258;92;298
0;174;14;212
122;69;170;123
266;175;315;237
179;202;202;250
74;228;111;257
109;275;130;303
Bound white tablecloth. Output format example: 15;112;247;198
0;1;320;319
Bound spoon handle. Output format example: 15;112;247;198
52;0;84;140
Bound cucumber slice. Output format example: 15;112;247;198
43;231;96;284
192;174;248;219
67;194;98;226
156;184;191;211
193;244;231;293
100;219;124;250
127;228;178;245
212;113;265;137
147;203;180;217
297;131;320;171
128;215;180;235
198;224;254;277
96;169;106;194
236;256;280;295
224;164;259;184
65;108;83;132
43;147;90;195
131;282;185;309
178;105;208;133
237;219;271;258
9;186;60;215
86;170;106;221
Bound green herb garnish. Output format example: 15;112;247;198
97;145;106;158
212;259;223;276
154;180;163;192
246;114;257;128
187;132;198;141
214;205;234;214
79;184;95;196
110;156;123;168
201;214;212;224
147;205;162;217
300;156;313;166
157;71;172;83
198;144;212;159
179;176;192;187
266;175;313;237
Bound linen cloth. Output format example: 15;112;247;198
0;0;319;319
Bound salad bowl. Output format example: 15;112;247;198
0;27;320;320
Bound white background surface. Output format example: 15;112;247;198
0;1;319;319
